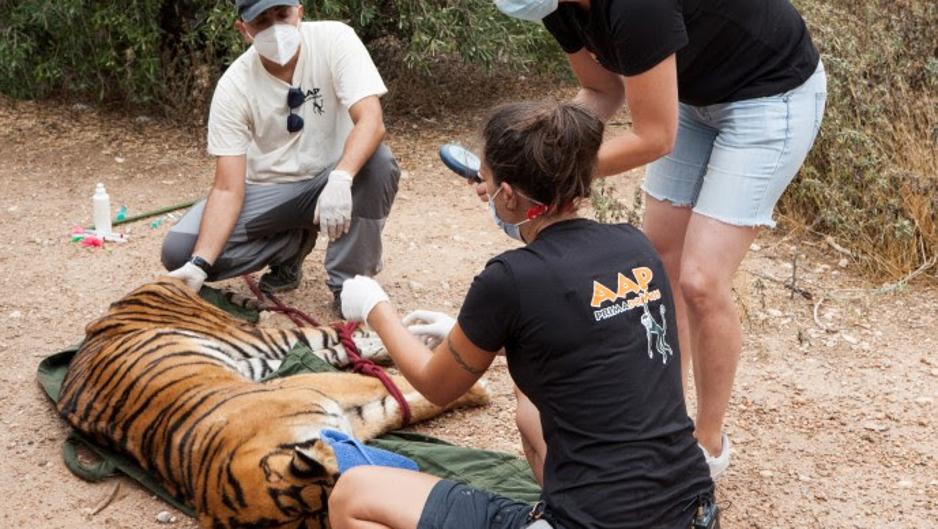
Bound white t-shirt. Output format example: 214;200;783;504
207;21;387;184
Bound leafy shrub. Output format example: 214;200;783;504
0;0;562;117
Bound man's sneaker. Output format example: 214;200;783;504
259;230;317;294
259;262;303;293
699;433;731;480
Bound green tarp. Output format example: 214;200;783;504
37;287;540;518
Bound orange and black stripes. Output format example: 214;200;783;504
56;279;349;527
56;278;477;529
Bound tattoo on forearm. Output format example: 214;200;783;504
447;336;485;375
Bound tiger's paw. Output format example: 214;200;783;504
351;328;392;366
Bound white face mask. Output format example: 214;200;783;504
494;0;559;22
488;187;547;242
251;23;301;66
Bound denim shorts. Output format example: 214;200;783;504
416;480;711;529
416;480;534;529
643;62;827;227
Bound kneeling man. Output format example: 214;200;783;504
163;0;399;314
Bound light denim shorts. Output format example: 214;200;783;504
643;62;827;227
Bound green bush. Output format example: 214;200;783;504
0;1;561;115
0;1;238;112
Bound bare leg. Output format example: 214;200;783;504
329;467;441;529
514;386;546;487
680;214;758;455
642;194;694;388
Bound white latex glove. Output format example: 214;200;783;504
167;262;207;292
340;275;390;323
314;169;353;240
402;310;456;349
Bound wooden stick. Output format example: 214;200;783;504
790;239;802;300
825;235;854;257
83;200;197;231
90;482;120;516
813;295;830;332
745;270;814;300
877;256;938;294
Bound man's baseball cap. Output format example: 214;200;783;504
235;0;300;23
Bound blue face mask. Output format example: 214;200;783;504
494;0;559;22
488;187;545;242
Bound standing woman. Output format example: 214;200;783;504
330;101;715;529
494;0;827;477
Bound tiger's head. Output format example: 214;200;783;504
203;437;341;529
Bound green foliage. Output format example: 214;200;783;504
0;1;242;110
0;0;561;113
786;0;937;278
390;1;561;72
590;180;641;226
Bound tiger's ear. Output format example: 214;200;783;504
290;440;338;479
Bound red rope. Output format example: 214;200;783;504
241;275;411;426
243;274;319;327
333;321;412;426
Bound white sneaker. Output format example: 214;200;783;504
698;432;731;480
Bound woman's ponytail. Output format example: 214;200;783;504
482;101;604;212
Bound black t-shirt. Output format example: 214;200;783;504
458;219;712;529
543;0;820;106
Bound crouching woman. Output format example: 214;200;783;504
330;101;715;529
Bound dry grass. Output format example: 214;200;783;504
783;0;937;282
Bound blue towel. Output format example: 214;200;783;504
320;429;419;473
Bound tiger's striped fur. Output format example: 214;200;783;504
57;278;489;529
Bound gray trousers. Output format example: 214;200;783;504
161;144;400;292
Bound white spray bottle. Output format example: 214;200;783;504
93;183;112;237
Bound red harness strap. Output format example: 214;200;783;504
241;275;412;426
242;274;317;327
333;320;412;426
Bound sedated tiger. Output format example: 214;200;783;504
57;278;490;529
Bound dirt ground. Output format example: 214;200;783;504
0;93;935;529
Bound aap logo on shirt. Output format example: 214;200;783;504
589;267;674;365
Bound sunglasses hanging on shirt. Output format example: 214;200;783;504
287;86;305;133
